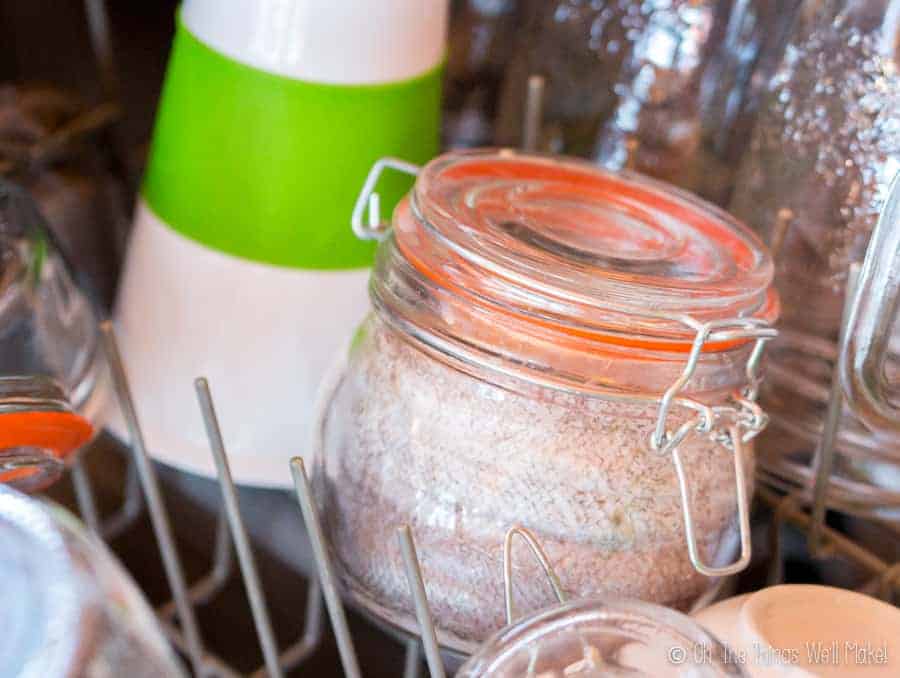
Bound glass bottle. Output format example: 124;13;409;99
494;0;799;205
729;0;900;513
0;180;105;489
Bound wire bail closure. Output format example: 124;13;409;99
351;157;421;240
651;318;776;577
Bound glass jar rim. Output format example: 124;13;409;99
456;596;745;677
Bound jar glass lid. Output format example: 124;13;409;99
396;150;776;351
456;597;746;677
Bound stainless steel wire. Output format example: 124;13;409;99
101;320;208;676
195;378;283;678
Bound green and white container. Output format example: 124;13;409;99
112;0;447;486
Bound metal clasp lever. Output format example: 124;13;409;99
672;425;752;577
351;157;421;240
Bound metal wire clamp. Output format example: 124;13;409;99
351;157;421;240
651;318;776;578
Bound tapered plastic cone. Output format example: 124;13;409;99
110;0;447;486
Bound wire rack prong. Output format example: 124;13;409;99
290;456;362;678
83;0;119;100
72;446;144;542
101;457;144;540
503;525;566;625
522;74;545;152
809;264;861;554
249;580;325;678
160;618;240;678
757;486;900;599
158;509;234;619
100;320;208;676
766;491;800;587
397;525;446;678
72;455;101;533
879;563;900;603
403;638;423;678
196;377;283;678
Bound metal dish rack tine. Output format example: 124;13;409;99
159;618;242;678
757;486;900;598
522;74;545;152
72;441;144;542
809;264;860;554
397;525;446;678
71;454;101;534
83;0;119;101
289;456;362;678
249;580;325;678
195;378;284;678
403;638;423;678
101;455;145;541
503;525;566;625
99;320;208;676
766;491;800;587
158;509;234;619
879;563;900;603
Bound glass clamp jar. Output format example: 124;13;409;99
320;149;778;652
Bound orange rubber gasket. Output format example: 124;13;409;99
396;211;778;355
0;410;94;460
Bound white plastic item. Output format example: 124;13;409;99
111;207;368;487
110;0;447;487
181;0;448;84
693;585;900;677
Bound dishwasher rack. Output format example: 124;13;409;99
31;5;900;673
56;280;900;678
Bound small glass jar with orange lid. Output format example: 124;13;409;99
313;149;778;653
0;180;101;492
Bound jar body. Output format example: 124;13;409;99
730;0;900;503
315;314;755;652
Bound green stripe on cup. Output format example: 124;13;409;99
142;17;442;270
